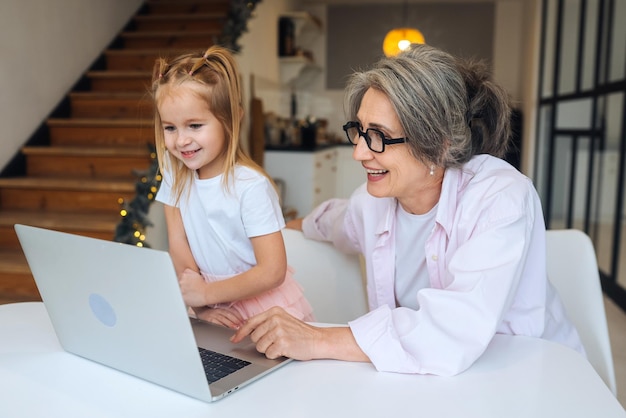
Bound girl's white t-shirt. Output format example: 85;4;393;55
156;164;285;276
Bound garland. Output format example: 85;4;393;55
219;0;263;52
114;145;161;247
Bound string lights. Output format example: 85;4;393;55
114;146;161;248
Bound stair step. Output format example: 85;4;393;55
144;0;231;15
0;208;126;302
22;145;151;157
0;176;136;191
0;209;121;250
0;177;135;212
133;14;225;32
120;31;219;49
86;70;152;92
104;49;189;71
0;0;241;305
0;249;40;303
47;118;153;147
0;250;31;274
69;91;152;118
22;145;153;178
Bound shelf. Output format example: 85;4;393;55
278;11;322;38
277;12;323;87
279;56;321;86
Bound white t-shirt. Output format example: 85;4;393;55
156;164;285;276
394;203;437;310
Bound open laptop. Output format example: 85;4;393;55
14;223;292;402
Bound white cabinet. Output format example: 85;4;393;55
335;145;365;198
265;148;336;218
265;145;364;219
312;147;337;206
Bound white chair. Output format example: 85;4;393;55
282;229;368;324
545;229;617;395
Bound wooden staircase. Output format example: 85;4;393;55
0;0;232;303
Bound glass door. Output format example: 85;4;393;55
535;0;626;310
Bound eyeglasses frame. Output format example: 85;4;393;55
342;121;406;153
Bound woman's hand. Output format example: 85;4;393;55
194;306;244;329
230;307;323;360
231;307;370;364
179;268;210;307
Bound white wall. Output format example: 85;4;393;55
494;0;542;176
236;0;297;125
519;0;542;177
0;0;143;171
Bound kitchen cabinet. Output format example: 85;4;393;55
265;145;363;219
265;148;336;218
335;145;365;199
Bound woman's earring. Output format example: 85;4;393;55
430;165;435;176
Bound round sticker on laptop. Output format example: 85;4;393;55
88;293;117;327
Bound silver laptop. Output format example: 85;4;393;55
14;223;292;402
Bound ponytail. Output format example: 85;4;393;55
459;59;512;159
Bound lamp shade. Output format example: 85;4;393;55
382;27;425;57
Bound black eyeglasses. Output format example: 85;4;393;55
342;121;406;153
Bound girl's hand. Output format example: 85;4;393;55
179;268;211;307
194;306;244;329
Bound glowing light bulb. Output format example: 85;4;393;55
382;28;425;57
398;39;411;51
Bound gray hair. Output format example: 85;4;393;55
344;43;511;168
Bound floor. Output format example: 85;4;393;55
604;296;626;407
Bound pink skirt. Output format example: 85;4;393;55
200;266;315;322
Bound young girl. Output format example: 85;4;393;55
152;46;314;328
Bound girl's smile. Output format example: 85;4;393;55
181;149;201;158
158;82;227;179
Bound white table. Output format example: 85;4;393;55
1;302;624;418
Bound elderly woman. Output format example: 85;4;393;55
232;43;584;376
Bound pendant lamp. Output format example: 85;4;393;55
382;0;425;57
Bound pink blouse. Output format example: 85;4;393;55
302;155;584;376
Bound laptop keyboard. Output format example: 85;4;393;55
198;347;251;384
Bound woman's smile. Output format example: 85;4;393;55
364;165;389;181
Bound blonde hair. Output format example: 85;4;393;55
151;45;271;203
